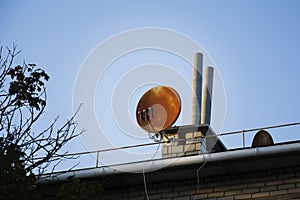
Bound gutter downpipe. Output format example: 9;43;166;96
38;142;300;183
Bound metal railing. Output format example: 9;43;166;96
44;121;300;172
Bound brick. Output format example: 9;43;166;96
225;190;242;196
278;183;295;190
288;187;300;193
174;185;192;192
256;171;267;177
259;175;277;182
207;181;225;187
196;143;201;151
148;194;162;199
162;192;179;198
194;131;201;137
184;144;195;151
162;154;174;158
173;196;190;200
270;190;288;196
130;196;148;200
214;185;231;192
205;177;213;182
171;145;184;153
251;192;269;198
185;132;193;138
197;188;213;194
230;184;248;190
185;179;200;186
235;194;252;199
105;193;123;199
259;175;277;181
242;188;259;194
247;182;265;188
225;179;241;186
278;173;295;179
217;196;234;200
266;180;283;186
195;193;207;199
284;177;300;184
277;167;296;174
162;147;168;154
179;190;196;196
161;181;176;187
260;185;277;192
218;196;234;200
207;192;224;198
213;176;223;182
266;169;277;176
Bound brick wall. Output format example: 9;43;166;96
161;125;224;158
162;131;204;158
104;165;300;200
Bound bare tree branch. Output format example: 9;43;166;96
0;44;82;177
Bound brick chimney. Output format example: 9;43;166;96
161;52;221;158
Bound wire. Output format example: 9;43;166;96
193;138;208;200
143;167;150;200
142;119;163;200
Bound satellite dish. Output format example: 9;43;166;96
136;86;181;137
252;129;274;147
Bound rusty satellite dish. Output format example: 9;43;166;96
136;86;181;140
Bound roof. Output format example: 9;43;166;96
39;140;300;188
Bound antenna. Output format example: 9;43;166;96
136;86;181;142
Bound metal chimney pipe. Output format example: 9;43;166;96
192;52;203;124
201;66;214;125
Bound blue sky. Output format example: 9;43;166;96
1;1;300;168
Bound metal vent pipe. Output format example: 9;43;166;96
201;66;214;125
192;52;203;124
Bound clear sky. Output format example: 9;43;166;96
1;0;300;169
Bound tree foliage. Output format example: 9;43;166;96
0;44;99;199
